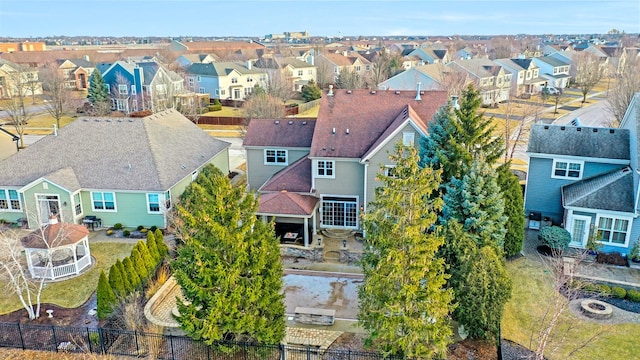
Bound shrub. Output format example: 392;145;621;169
123;229;131;237
630;239;640;262
582;282;598;293
596;284;611;295
113;223;123;230
596;251;628;266
141;228;148;233
106;229;114;236
209;104;222;111
137;225;145;231
626;289;640;302
538;226;571;250
97;271;116;320
150;226;158;233
611;286;627;299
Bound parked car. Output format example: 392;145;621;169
543;87;560;95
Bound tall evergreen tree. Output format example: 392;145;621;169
116;259;132;294
442;160;507;252
97;270;116;320
146;231;160;263
420;84;504;183
108;263;126;298
137;241;155;276
172;164;285;345
358;144;454;359
301;79;322;102
131;248;148;283
154;229;169;257
123;257;141;290
497;164;525;258
87;69;110;114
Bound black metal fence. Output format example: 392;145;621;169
0;322;402;359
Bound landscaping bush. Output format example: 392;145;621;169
97;271;116;320
538;226;571;251
150;226;158;233
137;225;145;231
141;228;148;233
208;104;222;111
611;286;627;299
113;223;123;230
582;282;598;293
626;289;640;302
106;229;114;236
123;229;131;237
596;251;628;266
596;284;611;295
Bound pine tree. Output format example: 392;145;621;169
123;257;141;290
87;69;110;114
419;84;504;184
172;164;285;345
116;259;132;294
155;229;168;258
132;247;148;283
301;79;322;102
454;246;512;341
146;231;160;263
358;144;454;358
108;263;125;298
137;241;155;276
497;164;525;258
97;270;116;320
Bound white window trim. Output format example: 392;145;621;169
91;191;117;212
118;84;128;95
551;159;584;180
191;170;199;181
73;192;83;217
165;190;172;210
320;195;359;229
146;193;162;214
384;165;398;178
0;189;22;212
402;132;415;146
316;160;336;179
594;214;632;247
264;149;288;165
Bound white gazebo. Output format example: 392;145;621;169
21;216;92;280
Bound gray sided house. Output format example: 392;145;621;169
524;123;637;254
0;109;230;230
243;88;449;246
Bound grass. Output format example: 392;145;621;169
502;256;640;359
0;240;135;315
202;106;244;117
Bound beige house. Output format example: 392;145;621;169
0;58;43;99
450;58;512;106
315;51;372;84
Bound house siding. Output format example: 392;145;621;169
315;160;364;199
246;148;309;190
169;150;230;204
81;191;163;229
22;180;72;228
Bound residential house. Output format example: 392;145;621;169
173;53;218;70
406;47;450;65
378;63;464;93
532;56;571;90
523;116;640;255
494;58;547;97
252;56;317;92
54;57;95;90
315;51;372;84
0;109;230;230
449;58;511;105
0;58;43;99
186;61;269;101
96;60;184;114
243;88;449;246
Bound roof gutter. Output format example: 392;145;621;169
0;126;20;152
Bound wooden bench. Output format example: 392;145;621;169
294;307;335;326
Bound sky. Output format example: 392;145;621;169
0;0;639;38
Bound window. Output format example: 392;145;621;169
220;89;226;96
265;149;288;165
156;84;166;95
298;70;303;76
118;84;127;95
147;193;161;213
596;216;631;246
116;100;126;111
191;170;199;181
188;77;195;87
199;87;205;94
105;84;110;93
365;65;371;71
308;69;313;75
244;88;252;96
131;85;136;95
91;192;116;211
317;160;335;178
73;193;82;216
0;189;21;211
321;196;358;228
384;166;398;178
132;100;138;111
215;89;219;96
260;75;266;81
165;190;171;210
231;77;238;84
196;76;201;82
552;159;583;179
403;132;415;146
355;65;361;71
247;77;253;83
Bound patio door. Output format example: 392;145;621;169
569;215;591;248
36;194;61;226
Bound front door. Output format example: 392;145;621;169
569;215;591;248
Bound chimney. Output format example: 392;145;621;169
48;214;58;225
452;95;459;109
415;82;422;100
308;55;314;66
246;60;252;70
328;84;334;96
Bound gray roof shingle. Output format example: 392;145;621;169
562;167;634;213
527;124;630;160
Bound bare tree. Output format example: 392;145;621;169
4;65;35;148
40;62;77;129
242;93;285;121
335;68;364;89
606;54;640;125
502;100;540;162
438;65;469;97
572;52;604;104
490;36;513;60
265;67;295;102
110;72;133;114
176;92;208;124
315;60;335;88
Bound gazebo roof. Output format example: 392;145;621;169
21;222;89;249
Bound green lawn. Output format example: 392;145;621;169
0;241;135;315
502;257;640;359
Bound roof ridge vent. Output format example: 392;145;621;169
346;128;350;135
593;128;598;132
332;127;336;134
370;90;376;94
117;119;123;122
610;129;615;134
288;120;293;125
395;90;401;95
275;120;280;124
302;121;307;125
346;90;352;94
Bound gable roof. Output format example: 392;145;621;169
310;89;448;158
527;124;630;160
0;109;230;191
187;61;267;76
243;119;315;148
257;191;318;216
562;167;634;213
260;156;312;193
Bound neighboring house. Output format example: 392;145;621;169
449;58;511;105
173;53;218;70
406;47;450;65
0;109;230;230
0;58;43;99
253;56;317;92
532;56;571;90
54;57;95;90
523;116;640;255
243;88;449;246
186;61;269;101
315;51;372;83
495;58;547;97
378;63;462;93
96;60;184;114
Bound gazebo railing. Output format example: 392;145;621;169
31;254;92;280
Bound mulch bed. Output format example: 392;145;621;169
0;293;99;328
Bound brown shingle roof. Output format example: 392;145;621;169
21;222;89;249
243;119;315;148
260;157;312;193
310;90;448;158
258;191;318;216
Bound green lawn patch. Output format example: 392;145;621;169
0;241;135;315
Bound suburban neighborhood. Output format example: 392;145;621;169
1;4;640;359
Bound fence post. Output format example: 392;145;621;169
51;324;58;352
86;328;92;353
307;345;310;360
169;333;175;360
280;343;286;360
98;327;105;354
17;322;25;350
348;349;351;360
